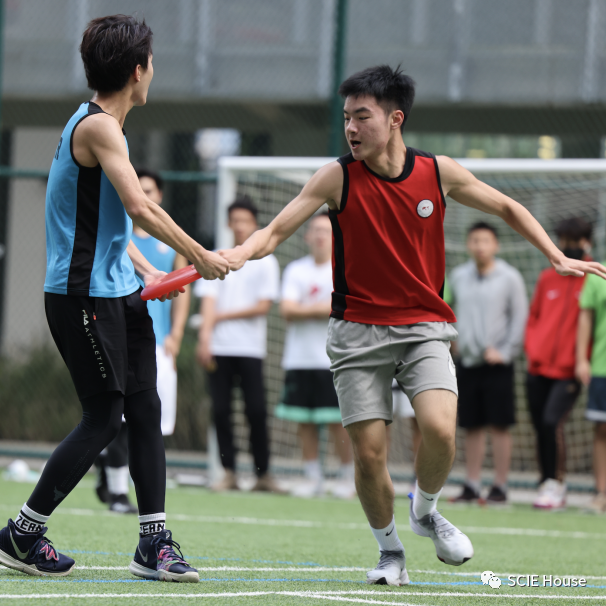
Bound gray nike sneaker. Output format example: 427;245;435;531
366;549;410;586
409;496;474;566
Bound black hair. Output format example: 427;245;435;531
135;167;163;192
554;217;592;241
80;15;153;93
228;195;258;220
468;221;499;239
338;65;416;131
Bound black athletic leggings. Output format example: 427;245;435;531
526;373;581;483
207;356;270;476
105;423;129;468
27;389;165;517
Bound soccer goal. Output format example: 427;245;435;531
213;155;606;481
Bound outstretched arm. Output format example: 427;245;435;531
127;240;182;302
74;113;229;281
219;161;343;270
437;156;606;280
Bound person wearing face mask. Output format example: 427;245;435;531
525;217;592;510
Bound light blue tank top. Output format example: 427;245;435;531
44;101;139;298
131;232;177;344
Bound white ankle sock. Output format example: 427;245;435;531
139;513;166;537
340;462;355;481
106;466;130;495
466;479;481;494
15;503;49;535
413;482;441;519
370;516;404;552
304;460;322;482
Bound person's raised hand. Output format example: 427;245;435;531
552;254;606;280
143;271;185;302
195;250;230;280
218;247;248;271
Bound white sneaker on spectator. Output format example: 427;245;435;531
291;480;324;498
533;479;566;510
331;480;356;500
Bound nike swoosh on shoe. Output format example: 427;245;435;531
10;529;30;560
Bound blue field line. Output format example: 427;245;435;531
1;577;605;589
61;550;325;567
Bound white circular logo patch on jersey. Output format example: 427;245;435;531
417;199;434;218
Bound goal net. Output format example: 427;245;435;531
213;156;606;482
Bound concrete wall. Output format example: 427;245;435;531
4;0;606;105
3;128;61;354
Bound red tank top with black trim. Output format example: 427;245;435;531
329;147;456;326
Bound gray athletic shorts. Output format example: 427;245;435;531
326;318;458;427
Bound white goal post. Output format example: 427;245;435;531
212;156;606;480
217;155;606;250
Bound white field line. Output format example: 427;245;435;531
0;590;605;601
50;566;369;572
0;593;428;605
0;504;600;541
2;566;602;580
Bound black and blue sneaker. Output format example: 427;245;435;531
129;529;199;583
0;519;75;577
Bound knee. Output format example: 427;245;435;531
106;412;124;439
422;420;455;450
125;389;161;429
352;441;386;477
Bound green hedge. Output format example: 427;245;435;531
0;330;212;451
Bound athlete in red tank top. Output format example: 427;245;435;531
220;65;606;586
330;148;455;325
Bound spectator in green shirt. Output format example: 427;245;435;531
577;270;606;513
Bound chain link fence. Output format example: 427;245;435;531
1;0;606;476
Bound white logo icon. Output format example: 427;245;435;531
481;571;502;589
417;199;434;218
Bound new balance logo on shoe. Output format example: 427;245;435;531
137;545;148;563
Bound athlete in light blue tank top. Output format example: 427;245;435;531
3;15;225;584
131;233;176;344
44;101;139;297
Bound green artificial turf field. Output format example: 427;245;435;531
0;475;605;605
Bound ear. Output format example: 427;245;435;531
391;110;404;131
134;64;142;83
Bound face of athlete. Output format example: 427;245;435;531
228;208;258;246
467;229;499;266
139;176;163;205
133;54;154;106
305;215;332;262
343;95;403;161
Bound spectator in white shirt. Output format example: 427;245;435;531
276;212;354;498
196;197;281;493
